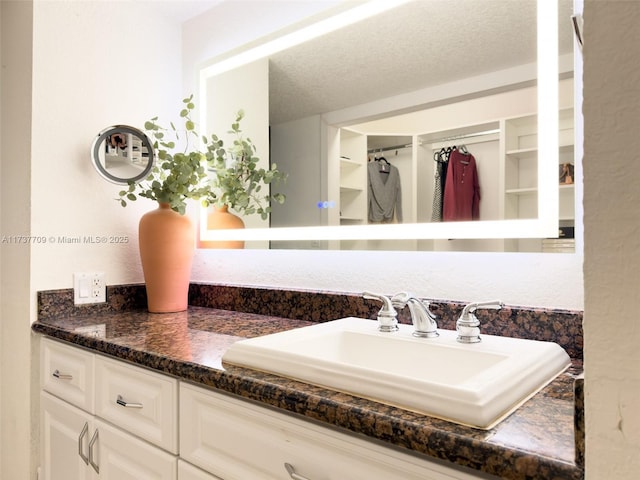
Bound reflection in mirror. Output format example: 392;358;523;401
91;125;154;184
199;0;575;251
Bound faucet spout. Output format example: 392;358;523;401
391;292;439;338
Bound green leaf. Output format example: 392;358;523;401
122;97;286;218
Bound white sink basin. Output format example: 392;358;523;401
222;317;571;429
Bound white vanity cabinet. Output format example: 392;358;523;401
40;337;488;480
40;338;178;480
180;382;483;480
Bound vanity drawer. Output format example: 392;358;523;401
41;338;95;413
95;355;178;454
180;383;479;480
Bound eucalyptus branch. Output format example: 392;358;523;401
118;96;286;218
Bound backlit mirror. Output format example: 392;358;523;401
91;125;155;185
199;0;574;251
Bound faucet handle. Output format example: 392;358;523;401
457;300;503;343
363;292;399;332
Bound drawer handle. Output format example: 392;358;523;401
52;369;73;380
116;394;143;409
88;428;99;474
284;463;312;480
78;422;89;465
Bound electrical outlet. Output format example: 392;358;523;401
74;272;106;305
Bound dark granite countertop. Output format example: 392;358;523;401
33;305;584;480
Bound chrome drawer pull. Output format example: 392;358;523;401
78;422;89;465
88;429;99;474
116;394;143;409
284;463;312;480
52;369;73;380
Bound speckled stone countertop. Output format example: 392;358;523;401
33;284;585;480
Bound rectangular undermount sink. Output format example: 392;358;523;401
222;317;571;429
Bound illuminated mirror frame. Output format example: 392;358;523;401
199;0;558;243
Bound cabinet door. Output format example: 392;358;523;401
94;418;177;480
178;460;222;480
40;391;95;480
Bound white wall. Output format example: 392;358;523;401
583;1;640;478
29;0;186;295
1;0;185;477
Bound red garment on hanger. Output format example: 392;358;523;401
442;149;480;221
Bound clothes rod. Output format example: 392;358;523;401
367;143;413;154
428;128;500;145
367;128;500;154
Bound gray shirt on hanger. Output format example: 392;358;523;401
367;160;403;223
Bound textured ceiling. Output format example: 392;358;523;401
269;0;574;125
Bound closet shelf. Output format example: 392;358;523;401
340;185;364;193
506;144;573;160
505;187;538;195
506;184;574;196
340;158;362;167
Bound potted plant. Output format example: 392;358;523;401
118;95;286;312
199;109;286;248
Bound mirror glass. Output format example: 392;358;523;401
199;0;575;251
91;125;154;184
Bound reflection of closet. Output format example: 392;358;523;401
333;80;576;252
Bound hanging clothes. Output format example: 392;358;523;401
431;148;450;222
367;159;403;223
442;148;480;221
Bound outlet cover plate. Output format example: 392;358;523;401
74;272;106;305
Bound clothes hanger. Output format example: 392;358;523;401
434;147;448;163
456;144;470;164
377;154;391;173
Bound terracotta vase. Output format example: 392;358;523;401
199;205;245;249
138;202;194;313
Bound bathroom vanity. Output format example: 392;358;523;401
33;285;584;480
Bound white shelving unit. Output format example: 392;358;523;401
502;108;575;251
338;130;367;225
334;107;575;252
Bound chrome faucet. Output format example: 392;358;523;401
363;292;399;332
391;292;439;338
456;300;504;343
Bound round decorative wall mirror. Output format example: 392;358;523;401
91;125;154;184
